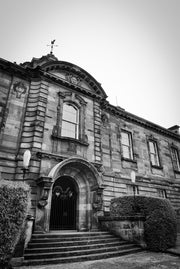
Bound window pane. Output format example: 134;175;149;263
61;121;76;138
150;154;156;166
121;131;133;159
122;145;130;159
151;152;160;166
61;103;79;139
121;132;129;146
149;141;160;166
62;103;77;123
171;148;180;171
149;141;155;153
127;185;139;195
157;189;166;198
171;148;175;159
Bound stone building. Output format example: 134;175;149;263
0;53;180;233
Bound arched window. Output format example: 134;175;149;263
61;103;79;139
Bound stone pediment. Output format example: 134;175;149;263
21;54;107;99
41;60;107;99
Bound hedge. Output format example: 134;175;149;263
0;180;30;268
110;195;177;251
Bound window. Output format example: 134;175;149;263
121;131;133;159
52;92;88;146
61;103;79;139
148;140;160;167
126;184;139;195
157;189;167;198
171;147;180;172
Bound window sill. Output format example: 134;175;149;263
121;157;137;164
151;165;163;170
51;134;89;147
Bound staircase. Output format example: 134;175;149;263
23;231;142;265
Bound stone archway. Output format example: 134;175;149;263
42;157;103;232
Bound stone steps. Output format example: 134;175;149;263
23;231;143;265
26;241;130;253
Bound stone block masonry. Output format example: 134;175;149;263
14;79;49;214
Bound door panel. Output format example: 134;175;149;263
50;177;77;230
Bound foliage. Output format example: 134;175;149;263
0;180;30;268
110;195;177;251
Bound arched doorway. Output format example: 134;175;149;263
50;176;77;230
39;157;104;232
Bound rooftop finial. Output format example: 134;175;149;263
47;40;58;54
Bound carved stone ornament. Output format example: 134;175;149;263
37;176;53;208
68;142;77;153
92;186;105;212
101;113;109;126
52;125;59;136
65;73;82;86
13;81;27;99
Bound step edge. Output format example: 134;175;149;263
24;248;143;264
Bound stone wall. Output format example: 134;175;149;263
101;112;180;212
0;71;29;180
99;215;146;247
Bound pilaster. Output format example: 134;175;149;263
93;101;102;163
15;79;49;215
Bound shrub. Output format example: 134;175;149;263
110;195;177;251
0;180;30;268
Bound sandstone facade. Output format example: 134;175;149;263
0;54;180;232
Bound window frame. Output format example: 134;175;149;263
61;102;79;139
148;139;161;168
51;91;88;146
121;130;134;160
171;146;180;172
126;184;139;195
157;188;167;199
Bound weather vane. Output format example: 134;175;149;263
47;40;58;54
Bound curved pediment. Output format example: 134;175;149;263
41;60;107;99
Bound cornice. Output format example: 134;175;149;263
101;100;180;141
0;58;106;101
0;58;41;80
0;57;179;142
36;151;65;162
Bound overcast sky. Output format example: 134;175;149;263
0;0;180;129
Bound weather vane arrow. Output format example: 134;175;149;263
47;40;58;54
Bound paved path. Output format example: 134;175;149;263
18;252;180;269
167;233;180;256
